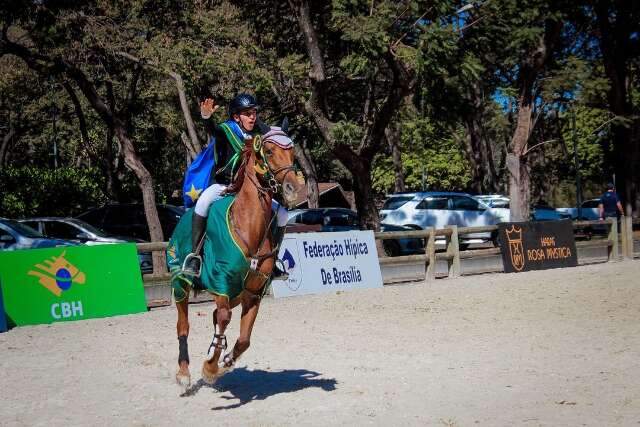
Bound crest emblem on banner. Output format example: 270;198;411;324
27;251;86;297
505;225;525;271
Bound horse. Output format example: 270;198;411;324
166;128;303;387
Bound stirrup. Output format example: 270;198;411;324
272;259;289;281
182;253;202;278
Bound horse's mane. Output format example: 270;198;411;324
224;138;255;195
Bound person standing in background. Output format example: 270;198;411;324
598;183;624;220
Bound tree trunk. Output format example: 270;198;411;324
595;0;637;216
508;98;534;221
463;81;500;194
294;142;319;208
385;126;406;193
168;70;202;159
114;125;166;274
0;126;15;167
507;19;561;221
464;119;486;194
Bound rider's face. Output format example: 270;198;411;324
234;108;257;132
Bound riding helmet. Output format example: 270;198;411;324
228;93;259;116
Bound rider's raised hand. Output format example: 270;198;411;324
200;98;219;119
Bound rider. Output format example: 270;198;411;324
183;93;290;278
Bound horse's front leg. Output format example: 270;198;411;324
219;292;261;374
176;293;191;386
201;295;232;384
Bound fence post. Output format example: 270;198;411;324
424;227;436;283
446;225;461;278
620;216;628;259
607;218;619;261
624;216;634;259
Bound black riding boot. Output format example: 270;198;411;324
182;211;207;277
271;226;289;280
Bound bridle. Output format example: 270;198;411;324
251;135;297;195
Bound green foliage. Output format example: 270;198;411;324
0;167;108;218
372;117;472;193
1;0;637;219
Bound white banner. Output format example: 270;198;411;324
270;231;383;298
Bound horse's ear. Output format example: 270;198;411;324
256;118;271;135
281;117;289;133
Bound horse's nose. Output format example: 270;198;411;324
282;182;298;208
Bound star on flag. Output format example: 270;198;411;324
186;184;203;202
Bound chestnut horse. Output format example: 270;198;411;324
168;131;302;386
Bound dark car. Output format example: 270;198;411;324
76;203;186;242
18;217;153;274
286;208;360;233
379;223;425;256
0;218;77;251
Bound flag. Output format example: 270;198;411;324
183;137;216;208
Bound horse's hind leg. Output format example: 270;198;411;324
201;295;232;384
176;294;191;386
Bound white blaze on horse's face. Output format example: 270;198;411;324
264;141;302;209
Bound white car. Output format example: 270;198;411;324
380;192;509;246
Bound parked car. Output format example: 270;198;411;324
286;208;360;233
531;205;572;221
379;223;425;256
380;192;508;245
18;217;153;274
76;203;186;242
474;194;510;208
472;195;572;221
0;218;77;251
556;199;601;220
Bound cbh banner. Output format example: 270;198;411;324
498;219;578;273
0;244;147;326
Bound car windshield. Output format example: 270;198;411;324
4;219;44;238
68;219;108;236
382;196;414;210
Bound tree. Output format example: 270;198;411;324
285;0;431;229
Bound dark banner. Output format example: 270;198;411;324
498;220;577;273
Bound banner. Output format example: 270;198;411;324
498;219;578;273
0;244;147;326
0;281;7;332
270;231;383;298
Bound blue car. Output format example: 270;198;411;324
0;218;77;251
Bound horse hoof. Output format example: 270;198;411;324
201;362;219;384
176;372;191;387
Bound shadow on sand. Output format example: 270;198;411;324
179;367;337;409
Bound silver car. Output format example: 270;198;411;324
19;217;153;274
0;218;77;251
380;192;509;245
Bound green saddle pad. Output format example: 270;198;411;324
167;196;250;301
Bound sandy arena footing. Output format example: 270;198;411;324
1;261;639;426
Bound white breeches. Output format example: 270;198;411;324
194;184;288;227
